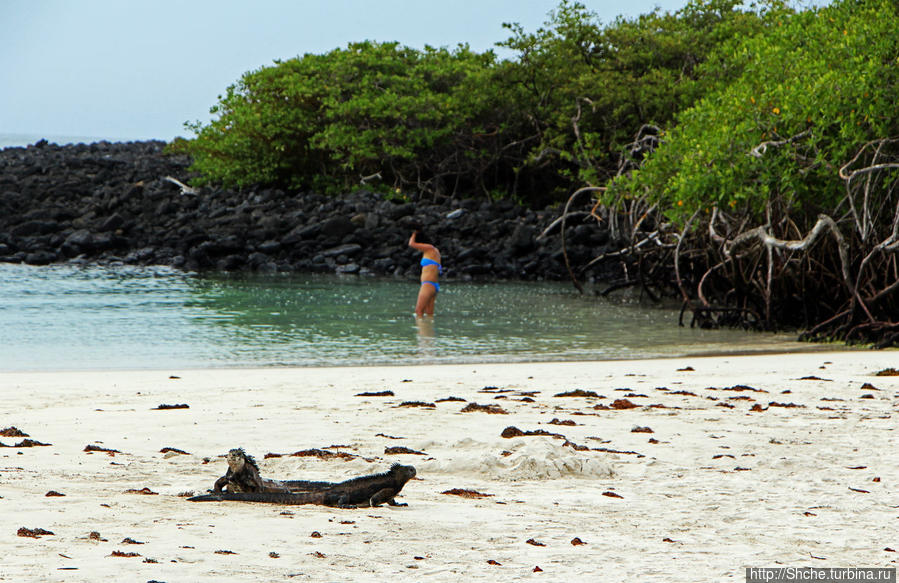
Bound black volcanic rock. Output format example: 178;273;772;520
0;140;617;282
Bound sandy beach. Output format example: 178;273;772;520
2;351;897;582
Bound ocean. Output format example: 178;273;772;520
0;133;141;149
0;263;811;372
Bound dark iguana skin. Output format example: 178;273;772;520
279;479;335;491
189;463;416;508
212;448;292;494
189;490;329;505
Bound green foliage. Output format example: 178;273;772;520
183;42;507;195
182;0;897;218
622;0;899;226
180;0;768;204
497;0;768;190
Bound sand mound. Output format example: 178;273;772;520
419;438;615;481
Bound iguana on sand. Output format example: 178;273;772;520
212;448;293;494
190;462;416;508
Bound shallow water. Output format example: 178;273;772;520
0;263;810;371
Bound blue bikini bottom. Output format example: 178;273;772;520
421;281;440;293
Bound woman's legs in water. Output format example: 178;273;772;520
415;283;437;317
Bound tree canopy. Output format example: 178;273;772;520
181;42;503;195
624;0;899;228
609;0;899;344
178;0;771;205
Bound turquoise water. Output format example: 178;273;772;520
0;263;808;371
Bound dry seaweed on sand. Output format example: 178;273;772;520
0;426;29;437
500;426;565;439
384;446;426;455
153;403;189;410
554;389;602;398
442;488;493;499
17;527;54;538
460;402;509;414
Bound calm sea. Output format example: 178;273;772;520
0;133;137;149
0;263;812;371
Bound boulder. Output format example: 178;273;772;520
320;216;356;240
282;223;321;244
508;224;537;254
25;251;56;265
257;240;282;254
11;220;59;237
99;213;126;232
61;229;96;256
320;243;362;258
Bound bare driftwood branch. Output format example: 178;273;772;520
162;176;198;195
672;139;899;343
845;161;899;183
559;186;606;294
581;230;670;271
359;171;382;184
617;125;661;176
530;148;566;166
838;137;899;181
840;137;899;242
723;214;853;294
675;210;700;305
696;261;725;308
852;196;899;314
708;207;727;244
748;130;811;159
571;97;596;170
537;212;590;241
628;203;658;242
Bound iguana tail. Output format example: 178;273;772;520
188;491;326;505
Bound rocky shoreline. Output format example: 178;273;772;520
0;140;614;281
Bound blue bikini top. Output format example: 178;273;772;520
420;257;443;274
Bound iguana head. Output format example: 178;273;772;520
389;463;416;481
226;448;258;472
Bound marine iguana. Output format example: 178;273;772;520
212;448;293;494
189;463;416;508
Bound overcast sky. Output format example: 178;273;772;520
1;1;818;143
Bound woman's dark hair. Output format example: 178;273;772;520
415;230;433;245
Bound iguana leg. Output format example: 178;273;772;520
336;494;360;509
322;491;358;509
370;488;404;507
213;476;229;492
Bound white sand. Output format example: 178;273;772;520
1;351;897;582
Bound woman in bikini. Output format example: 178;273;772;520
408;230;441;318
